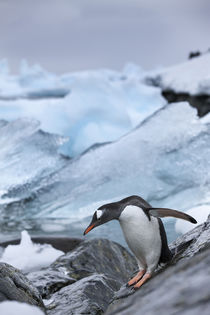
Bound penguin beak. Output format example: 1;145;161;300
83;223;96;235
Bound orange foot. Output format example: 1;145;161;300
127;270;146;287
133;273;151;290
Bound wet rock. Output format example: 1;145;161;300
169;214;210;262
27;238;137;315
27;266;76;298
52;238;137;283
47;274;120;315
0;262;45;312
106;215;210;315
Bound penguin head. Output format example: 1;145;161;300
83;203;120;235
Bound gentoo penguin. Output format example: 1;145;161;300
84;195;197;289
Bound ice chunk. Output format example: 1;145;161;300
175;205;210;234
0;301;44;315
0;231;64;272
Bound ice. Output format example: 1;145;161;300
0;231;64;272
146;52;210;95
0;301;44;315
0;60;165;156
0;57;210;244
0;118;68;213
0;59;9;75
56;101;207;211
0;59;69;99
0;101;209;244
175;205;210;234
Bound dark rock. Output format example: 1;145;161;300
162;90;210;117
52;238;137;283
0;236;82;254
27;267;76;298
188;51;201;59
0;262;45;312
169;214;210;262
27;238;137;314
106;215;210;315
47;274;120;315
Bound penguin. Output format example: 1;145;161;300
84;195;197;289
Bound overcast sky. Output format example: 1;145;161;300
0;0;210;74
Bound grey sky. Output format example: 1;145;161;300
0;0;210;74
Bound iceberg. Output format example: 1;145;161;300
0;60;165;156
0;101;209;244
0;60;210;244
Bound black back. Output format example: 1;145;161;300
157;218;173;263
98;195;151;220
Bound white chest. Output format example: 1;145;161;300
119;205;161;270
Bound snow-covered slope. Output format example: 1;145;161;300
146;53;210;95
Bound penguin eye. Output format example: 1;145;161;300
96;210;103;221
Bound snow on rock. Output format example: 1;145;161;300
201;112;210;124
0;231;64;272
30;101;210;225
175;205;210;234
0;301;44;315
0;102;209;244
146;52;210;95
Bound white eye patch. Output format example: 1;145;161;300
96;210;103;219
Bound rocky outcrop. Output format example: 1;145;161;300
1;216;210;315
106;215;210;314
161;90;210;117
0;262;45;312
27;239;137;315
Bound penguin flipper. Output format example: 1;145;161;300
148;208;197;224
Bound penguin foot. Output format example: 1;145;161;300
133;273;151;290
127;270;146;287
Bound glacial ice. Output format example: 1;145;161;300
0;230;64;272
0;101;209;244
0;60;165;156
0;118;68;208
0;60;210;244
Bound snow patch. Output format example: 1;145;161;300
0;301;44;315
0;231;64;272
175;205;210;234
